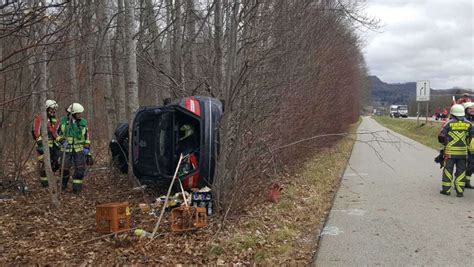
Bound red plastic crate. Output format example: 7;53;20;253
96;202;131;233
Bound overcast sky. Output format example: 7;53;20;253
362;0;473;90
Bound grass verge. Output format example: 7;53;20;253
372;116;443;150
212;121;359;264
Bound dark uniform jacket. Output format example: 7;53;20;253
438;117;473;158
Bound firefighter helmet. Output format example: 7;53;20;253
450;104;465;117
45;99;58;110
67;103;84;114
463;102;474;109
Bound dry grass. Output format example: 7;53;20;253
211;122;358;264
373;116;443;150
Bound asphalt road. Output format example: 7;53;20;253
314;116;474;266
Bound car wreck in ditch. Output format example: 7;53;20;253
110;96;223;189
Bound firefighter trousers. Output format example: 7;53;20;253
62;152;86;193
465;155;474;188
38;147;61;187
442;158;466;194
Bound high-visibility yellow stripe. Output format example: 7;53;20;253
72;179;83;184
445;150;468;155
40;177;48;181
442;182;452;187
444;169;453;180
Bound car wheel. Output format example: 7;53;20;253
110;123;129;174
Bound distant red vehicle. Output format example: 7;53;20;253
435;107;449;121
456;93;471;105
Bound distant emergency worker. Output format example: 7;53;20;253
464;102;474;189
56;103;92;193
438;104;473;197
32;100;60;187
456;93;472;105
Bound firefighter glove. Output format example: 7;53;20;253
86;155;94;166
36;146;44;154
56;136;67;147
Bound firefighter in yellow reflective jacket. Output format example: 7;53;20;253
464;102;474;189
56;103;93;193
32;100;60;187
438;104;473;197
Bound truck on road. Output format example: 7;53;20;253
389;105;408;118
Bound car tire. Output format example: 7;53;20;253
110;123;129;174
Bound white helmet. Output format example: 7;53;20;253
463;102;474;109
45;99;58;110
450;104;465;117
67;103;84;114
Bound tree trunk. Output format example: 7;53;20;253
114;0;127;123
68;0;79;102
0;34;4;177
171;0;183;91
96;0;116;138
145;0;164;104
83;0;95;133
38;0;59;208
213;0;223;95
184;0;196;92
223;1;239;102
124;0;139;186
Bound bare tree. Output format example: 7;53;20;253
37;0;59;208
68;0;79;102
113;0;127;123
95;0;116;138
123;0;139;185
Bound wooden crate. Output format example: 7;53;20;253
96;202;131;233
171;206;207;232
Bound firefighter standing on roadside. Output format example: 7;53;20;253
438;104;473;197
463;102;474;189
32;100;61;187
56;103;93;193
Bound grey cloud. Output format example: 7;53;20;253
363;0;473;89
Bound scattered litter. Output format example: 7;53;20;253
138;203;151;213
191;191;213;216
0;196;13;203
198;186;211;193
132;185;147;191
268;183;283;203
134;228;152;238
321;226;344;236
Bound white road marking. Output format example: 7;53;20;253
321;226;344;236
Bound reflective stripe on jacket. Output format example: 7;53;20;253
438;118;472;157
57;116;91;152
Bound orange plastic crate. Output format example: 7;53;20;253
96;202;131;233
171;206;207;232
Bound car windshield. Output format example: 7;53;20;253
399;106;407;110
